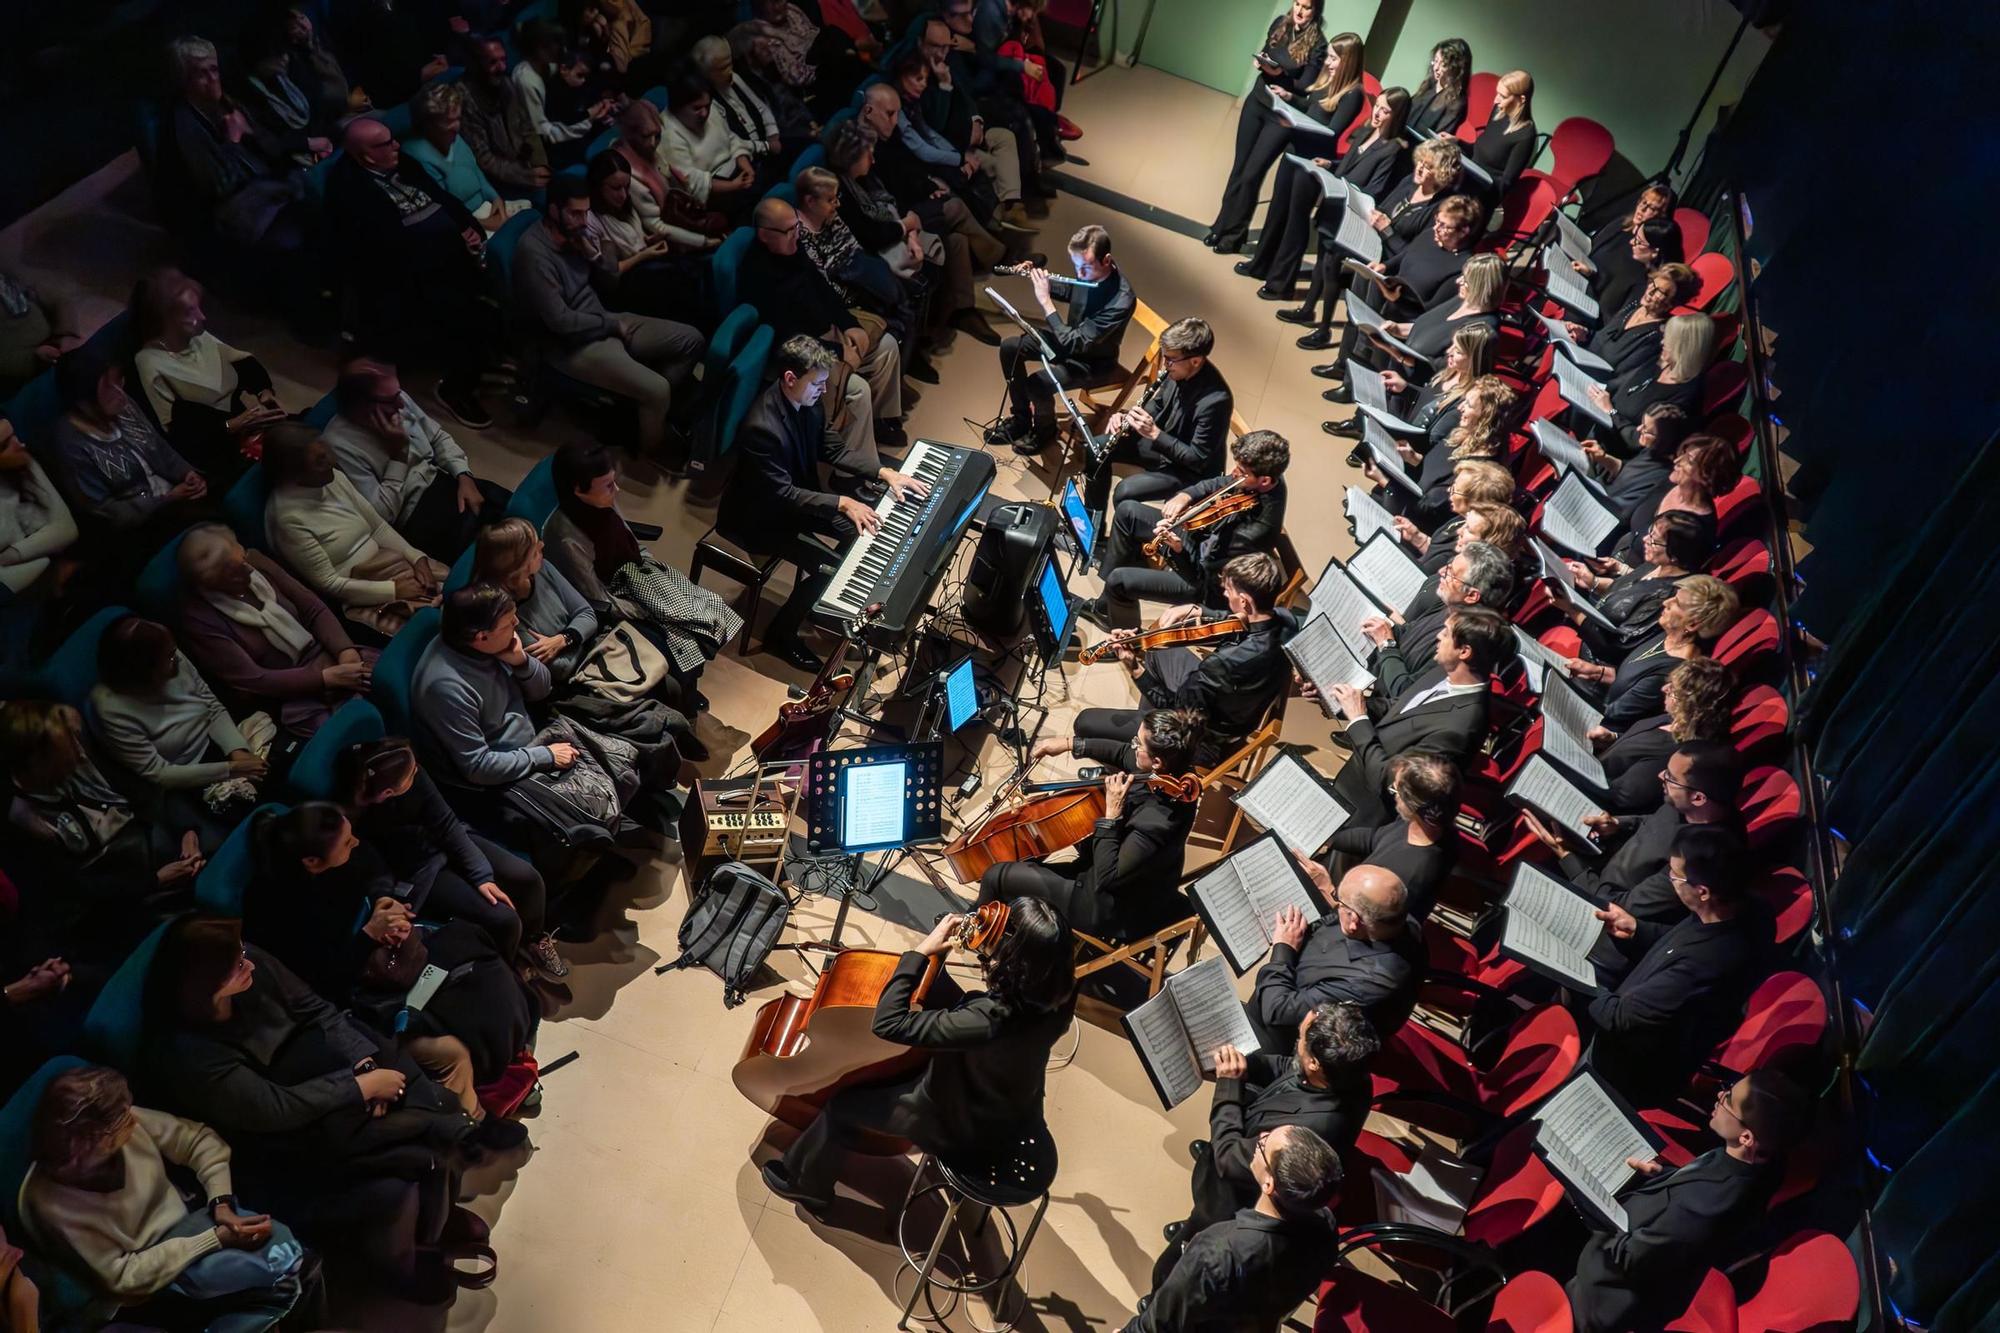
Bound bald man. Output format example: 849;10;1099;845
740;196;906;459
1248;863;1425;1048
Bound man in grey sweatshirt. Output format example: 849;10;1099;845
413;584;579;787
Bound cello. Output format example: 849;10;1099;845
732;903;1010;1153
750;605;881;759
940;768;1201;883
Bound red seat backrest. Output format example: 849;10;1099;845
1485;1270;1574;1333
1463;1124;1568;1248
1687;251;1736;309
1739;765;1802;849
1750;864;1814;944
1481;1004;1582;1116
1711;971;1826;1073
1707;412;1753;456
1665;1269;1740;1333
1316;1270;1459;1333
1702;360;1751;418
1335;88;1375;155
1729;684;1789;755
1710;537;1772;595
1458;71;1501;141
1497;173;1562;247
1714;608;1782;678
1543;118;1614;197
1737;1231;1859;1332
1673;207;1712;258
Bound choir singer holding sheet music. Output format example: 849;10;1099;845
1568;1071;1809;1333
1306;753;1457;920
1559;575;1738;730
1150;1002;1378;1290
1246;864;1422;1048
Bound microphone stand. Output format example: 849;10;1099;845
983;284;1104;504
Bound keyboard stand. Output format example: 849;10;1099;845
831;638;906;742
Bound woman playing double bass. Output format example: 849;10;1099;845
760;899;1076;1215
974;708;1206;940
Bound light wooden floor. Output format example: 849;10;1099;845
1;63;1392;1332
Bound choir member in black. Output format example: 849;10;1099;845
1564;263;1699;387
1562;574;1738;731
1126;1123;1342;1333
985;224;1137;455
1203;0;1328;254
1591;214;1686;322
1249;865;1421;1048
1232;31;1365;289
1378;374;1515;531
1357;135;1465;265
979;708;1203;939
1550;510;1715;658
1583;402;1690;532
1086;317;1233;516
1597;657;1736;814
761;899;1077;1215
1404;38;1471;139
1573;183;1677;291
1326;605;1511;826
716;336;930;672
1606;431;1736;565
1467;70;1536;206
1296;191;1481;356
1584;827;1773;1107
1305;752;1458;920
1570;1071;1808;1333
1075;553;1295;768
1347;251;1505;395
1393;491;1525;586
1086;431;1289;620
1359;540;1514;702
1333;314;1490;444
1150;1002;1378;1289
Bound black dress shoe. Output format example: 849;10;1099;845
1311;362;1345;380
1162;1221;1185;1245
1322;419;1357;438
766;637;824;673
1233;260;1264;278
1187;1139;1211;1163
876;419;909;452
1212;237;1244;255
1275;306;1315;326
952;310;1002;347
1010;424;1058;455
1323;380;1353;403
1296;328;1333;350
983;419;1032;448
1256;286;1292;302
906;355;940;385
1075;597;1113;633
1201;230;1221;247
760;1162;832;1215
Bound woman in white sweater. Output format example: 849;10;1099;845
0;415;78;595
659;66;757;222
262;423;445;636
19;1065;303;1328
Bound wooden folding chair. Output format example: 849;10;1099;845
1187;715;1285;856
1072;299;1171;433
1072;913;1209;1027
1273;528;1307;609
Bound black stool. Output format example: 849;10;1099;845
688;525;782;652
894;1126;1058;1331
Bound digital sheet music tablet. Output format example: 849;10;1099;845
1185;830;1330;974
1531;1069;1662;1232
1231;752;1351;860
943;657;980;733
1060;477;1097;563
839;760;908;852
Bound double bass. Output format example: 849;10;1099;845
732;903;1010;1153
940;768;1201;883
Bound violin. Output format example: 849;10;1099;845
1078;614;1248;665
751;605;881;759
1142;479;1255;568
941;768;1199;883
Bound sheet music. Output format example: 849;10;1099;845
1554;210;1595;270
1543;261;1600;319
1186;857;1268;979
1348;533;1428;614
1234;755;1352;859
1284;613;1376;707
1165;956;1263;1072
1530;418;1595;480
1344;485;1398;545
1539;471;1621;556
1535;1072;1653;1232
1537;696;1609;790
1358;402;1425;438
1360;416;1421;494
1529;308;1614;375
1333;184;1381;263
1513;627;1571;693
1301;561;1385;661
1531;536;1616;635
1503;863;1603;992
1343;257;1393;291
1541;670;1605;739
1507;754;1607;844
1348;362;1389;414
1271;95;1342;138
1283;152;1346;202
1349;301;1427;366
1458;153;1494;187
1124;989;1204;1109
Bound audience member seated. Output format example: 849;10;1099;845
240;803;535;1142
1584;401;1690;534
915;16;1037;232
577;0;654;87
795;166;933;381
1563;574;1738;730
1580;313;1714;455
162;37;310;254
513;19;617;162
263;423;448;638
0;1222;37;1330
322;356;510;560
514;178;706;466
459;38;554;200
333;0;450;110
545;442;737;703
585;151;717;326
1552;511;1715;658
87;616;274;834
19;1065;307;1329
273;3;363;122
145;917;485;1304
0;414;78;598
1569;1070;1808;1333
937;0;1055;191
1151;1001;1377;1290
1249;864;1422;1048
659;63;760;224
325;117;501;431
1608;431;1738;565
1309;752;1458;919
129;268;284;479
1202;0;1328;255
49;345;211;542
0;268;81;397
826;121;986;341
742;197;907;457
748;0;870;113
1127;1124;1341;1333
693;35;788;179
887;50;1026;236
1597;657;1736;813
610;101;728;245
233;11;339;169
337;734;562;977
173;523;375;742
406;84;528;232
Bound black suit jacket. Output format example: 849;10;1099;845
719;380;870;549
1600;715;1675;813
1250;918;1424;1047
1558;800;1682;900
1188;1055;1370;1234
1587;910;1769;1106
1044;263;1137;368
1135;360;1233;486
738;243;858;345
1333;665;1490;823
1129;1209;1337;1333
1172;474;1288;588
1137;613;1294;753
326;153;479;333
1063;737;1199;939
1568;1148;1774;1333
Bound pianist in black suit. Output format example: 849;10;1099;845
1248;864;1422;1048
1326;605;1509;826
1569;1070;1808;1333
1085;430;1290;621
984;223;1137;456
978;707;1203;940
1075;552;1296;769
718;335;931;672
1084;316;1233;517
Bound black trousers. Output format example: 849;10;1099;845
1243;156;1324;290
1100;499;1203;608
977;859;1105;934
761;513;856;647
402;474;513;562
409;834;547;960
1081;436;1187;516
999;334;1094;429
779;1073;949;1204
1211;101;1290;244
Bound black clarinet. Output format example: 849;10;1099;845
1093;364;1171;467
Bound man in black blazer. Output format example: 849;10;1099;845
1250;865;1423;1048
1127;1124;1342;1333
763;900;1078;1215
1152;1001;1379;1289
1569;1070;1809;1333
325;116;499;429
717;335;929;671
1328;605;1511;825
1085;316;1234;516
976;709;1203;941
987;223;1138;455
1360;540;1514;699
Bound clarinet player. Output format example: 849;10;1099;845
1085;317;1235;521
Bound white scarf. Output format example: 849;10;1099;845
203;569;317;663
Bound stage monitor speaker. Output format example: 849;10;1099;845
962;502;1059;638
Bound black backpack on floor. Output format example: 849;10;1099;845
663;861;790;1007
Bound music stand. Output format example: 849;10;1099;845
803;743;950;948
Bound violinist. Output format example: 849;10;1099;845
983;224;1137;456
760;899;1076;1216
1083;316;1234;517
1078;553;1295;768
1082;430;1290;624
976;708;1205;939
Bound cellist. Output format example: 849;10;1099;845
1076;553;1297;769
760;900;1076;1216
977;708;1206;938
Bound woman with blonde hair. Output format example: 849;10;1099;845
1584;312;1715;451
1598;656;1737;811
1371;135;1464;262
1305;189;1482;369
1338;318;1491;450
1234;32;1366;281
1403;374;1513;528
1467;69;1537;202
1565;573;1739;729
1399;496;1525;575
1205;0;1328;253
1362;251;1504;396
